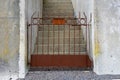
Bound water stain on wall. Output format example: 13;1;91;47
94;30;100;57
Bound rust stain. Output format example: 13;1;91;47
52;18;66;25
30;55;92;68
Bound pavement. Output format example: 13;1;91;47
18;69;120;80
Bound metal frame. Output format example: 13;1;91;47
27;12;92;67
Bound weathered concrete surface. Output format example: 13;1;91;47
18;71;120;80
94;0;120;74
19;0;43;78
0;0;19;79
71;0;120;75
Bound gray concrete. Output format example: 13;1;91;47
0;0;43;79
71;0;120;75
94;0;120;74
18;71;120;80
0;0;19;79
19;0;43;78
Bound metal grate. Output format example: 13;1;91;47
34;24;86;55
27;12;92;64
27;12;92;55
27;13;92;67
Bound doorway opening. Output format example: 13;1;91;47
27;12;93;70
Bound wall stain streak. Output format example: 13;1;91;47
94;31;100;57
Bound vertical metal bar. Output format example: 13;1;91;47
88;23;90;55
79;25;81;55
69;24;70;55
37;13;39;64
27;24;29;64
42;24;44;55
48;24;49;55
37;25;39;54
74;20;76;55
30;22;32;55
86;17;88;54
53;24;55;55
86;23;88;53
79;13;81;55
58;24;59;55
63;24;65;55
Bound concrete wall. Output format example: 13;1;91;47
0;0;43;79
72;0;120;75
19;0;43;78
0;0;19;79
94;0;120;75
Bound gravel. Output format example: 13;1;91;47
18;70;120;80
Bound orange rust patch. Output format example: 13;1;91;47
52;18;66;25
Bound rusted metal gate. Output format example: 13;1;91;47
27;12;92;68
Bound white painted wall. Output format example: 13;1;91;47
19;0;26;78
94;0;120;75
19;0;43;78
71;0;120;75
0;0;19;80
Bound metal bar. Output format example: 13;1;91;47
27;24;29;64
30;18;32;55
63;24;65;55
69;24;70;55
48;24;49;55
53;24;55;55
88;24;90;54
36;12;39;55
86;17;88;54
74;25;75;55
58;24;60;55
42;24;44;54
86;24;88;53
37;26;39;54
79;12;81;55
73;19;76;55
30;18;90;26
79;25;81;55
